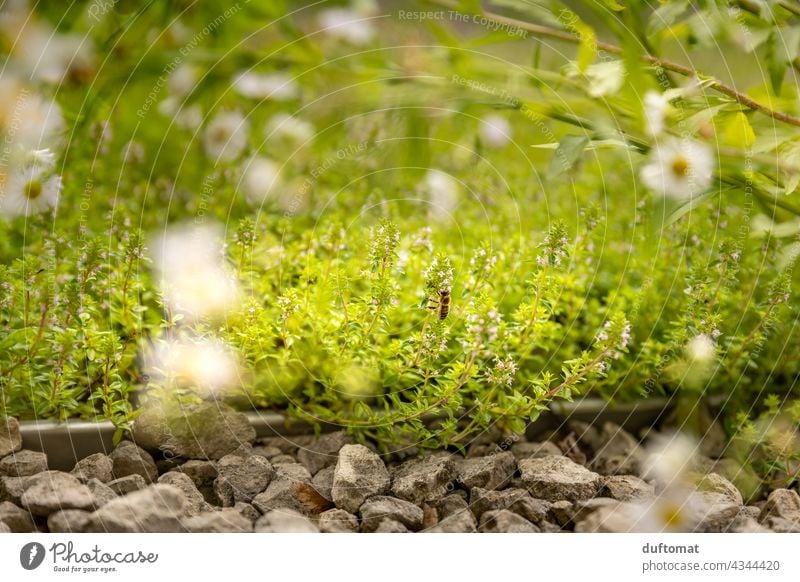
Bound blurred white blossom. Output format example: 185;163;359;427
239;157;282;206
686;333;715;364
479;114;512;148
151;224;240;320
265;113;315;144
144;335;239;396
423;169;459;221
644;91;670;136
203;110;249;162
232;71;298;101
318;6;375;44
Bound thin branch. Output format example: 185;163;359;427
429;0;800;128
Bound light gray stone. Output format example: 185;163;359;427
214;453;274;506
110;441;158;482
0;476;24;504
0;450;48;476
158;472;211;515
234;502;260;523
132;402;256;460
765;516;800;532
511;441;563;460
21;471;97;516
332;444;390;513
71;453;113;483
270;455;297;465
694;473;743;506
0;501;35;532
85;479;117;507
427;496;477;532
601;475;655;501
254;508;319;532
759;489;800;523
359;496;424;532
519;455;602;502
479;509;539;533
390;454;457;504
318;508;359;533
589;422;645;476
86;484;186;532
175;460;218;504
275;463;312;482
181;509;252;532
252;477;331;516
312;466;334;502
47;509;91;533
297;432;351;475
374;519;410;533
0;417;22;457
470;487;542;520
457;451;515;491
107;474;147;496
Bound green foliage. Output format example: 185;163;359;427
1;0;800;458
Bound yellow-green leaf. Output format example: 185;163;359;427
722;112;756;149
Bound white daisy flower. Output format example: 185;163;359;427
265;113;315;144
423;169;459;221
640;138;714;200
644;91;670;136
150;224;240;320
0;165;62;218
232;71;298;101
479;114;512;148
318;7;375;44
202;110;249;162
143;335;239;396
239;157;282;205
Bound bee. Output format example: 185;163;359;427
427;288;451;320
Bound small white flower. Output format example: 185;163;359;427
239;157;282;205
686;333;715;364
265;113;315;143
479;114;512;148
151;224;240;320
423;169;459;221
318;7;375;44
640;138;714;200
232;71;298;101
203;110;249;162
0;165;61;218
144;336;239;395
173;103;203;130
643;433;698;486
644;91;670;136
168;64;199;97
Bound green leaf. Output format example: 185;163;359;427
547;135;590;179
489;0;562;27
722;112;756;149
647;0;688;36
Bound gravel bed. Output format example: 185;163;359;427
1;405;798;533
